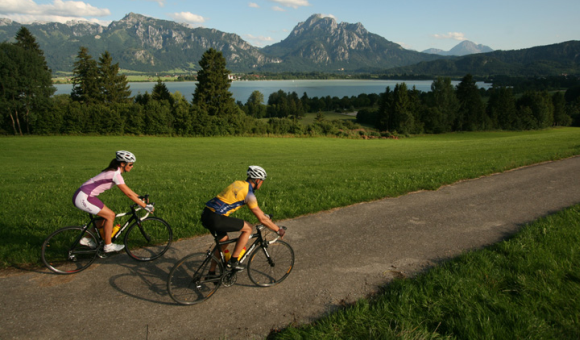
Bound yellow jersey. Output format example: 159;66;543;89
205;180;258;216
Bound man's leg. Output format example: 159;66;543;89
232;221;252;259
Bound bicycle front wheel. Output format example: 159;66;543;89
167;252;223;305
247;240;295;287
124;217;173;261
41;226;99;274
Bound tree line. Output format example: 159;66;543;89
2;28;579;137
358;75;576;135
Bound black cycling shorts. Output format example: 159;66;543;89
201;207;244;239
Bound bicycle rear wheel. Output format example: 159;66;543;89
41;226;99;274
167;252;223;305
124;217;173;261
247;240;295;287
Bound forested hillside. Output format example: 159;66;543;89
386;41;580;77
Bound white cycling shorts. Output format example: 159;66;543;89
72;189;104;215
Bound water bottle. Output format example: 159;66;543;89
99;224;121;239
239;247;247;259
112;224;121;237
224;249;231;262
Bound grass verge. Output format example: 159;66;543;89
271;204;580;339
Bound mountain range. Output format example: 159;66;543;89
0;13;578;77
422;41;494;56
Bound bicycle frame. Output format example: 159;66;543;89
93;207;150;240
209;225;282;267
77;204;151;254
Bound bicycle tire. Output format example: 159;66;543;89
124;217;173;261
247;240;295;287
167;252;223;305
41;226;99;274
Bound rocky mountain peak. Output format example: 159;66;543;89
289;14;338;38
261;13;430;70
0;18;13;26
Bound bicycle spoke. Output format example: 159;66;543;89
167;253;223;305
124;217;172;261
247;240;294;287
41;226;98;274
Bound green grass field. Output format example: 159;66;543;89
273;204;580;339
1;128;580;268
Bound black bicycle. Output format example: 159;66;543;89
167;219;294;305
41;195;173;274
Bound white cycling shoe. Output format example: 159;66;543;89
80;237;96;248
103;243;125;253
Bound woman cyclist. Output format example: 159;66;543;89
72;150;154;253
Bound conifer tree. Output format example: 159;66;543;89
1;29;54;135
456;74;486;131
430;77;458;132
71;47;100;104
376;87;393;131
193;48;238;116
487;87;517;130
98;51;131;104
391;83;414;134
14;27;48;70
152;78;174;105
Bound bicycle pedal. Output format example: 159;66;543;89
97;253;108;259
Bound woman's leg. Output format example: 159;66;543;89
96;206;116;245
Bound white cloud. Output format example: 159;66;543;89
432;32;466;41
150;0;166;7
0;0;110;24
249;2;259;8
272;6;286;12
167;12;207;25
130;0;166;7
267;0;310;9
244;34;274;46
319;13;336;20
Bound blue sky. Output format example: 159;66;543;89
1;0;578;52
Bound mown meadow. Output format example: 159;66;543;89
1;128;580;268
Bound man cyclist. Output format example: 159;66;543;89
201;165;285;271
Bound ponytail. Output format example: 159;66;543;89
102;159;122;172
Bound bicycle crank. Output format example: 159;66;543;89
221;272;237;287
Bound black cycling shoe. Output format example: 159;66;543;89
226;259;246;271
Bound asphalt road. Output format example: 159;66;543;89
1;156;579;339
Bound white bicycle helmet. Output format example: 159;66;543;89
116;150;136;163
247;165;267;180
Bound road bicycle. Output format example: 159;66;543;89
41;195;173;274
167;218;294;305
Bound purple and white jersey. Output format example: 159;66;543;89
78;168;125;197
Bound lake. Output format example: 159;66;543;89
53;79;491;103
